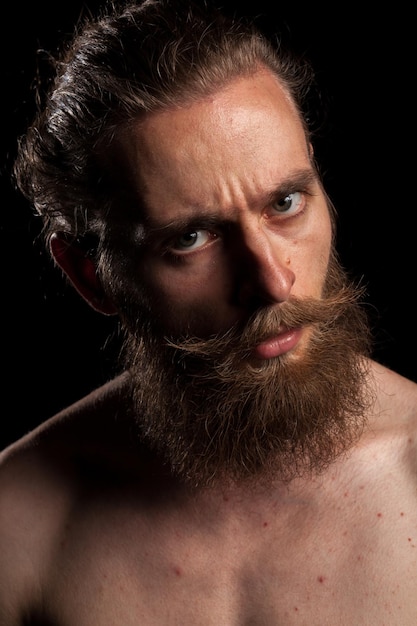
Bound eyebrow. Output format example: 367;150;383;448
264;168;318;207
141;167;319;240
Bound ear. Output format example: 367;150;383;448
50;233;118;315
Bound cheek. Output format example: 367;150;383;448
319;214;333;267
291;214;332;293
310;207;332;255
139;260;231;333
313;218;333;284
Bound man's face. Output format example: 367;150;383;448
106;69;371;487
120;68;333;358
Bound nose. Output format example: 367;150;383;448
233;225;295;310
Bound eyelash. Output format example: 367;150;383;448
158;188;312;259
162;230;219;261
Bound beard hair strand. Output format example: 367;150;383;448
120;259;374;489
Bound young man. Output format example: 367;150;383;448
1;0;417;623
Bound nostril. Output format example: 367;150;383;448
246;298;278;321
236;281;279;311
236;259;295;310
228;224;295;309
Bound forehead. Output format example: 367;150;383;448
120;69;311;221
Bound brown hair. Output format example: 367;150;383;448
14;0;315;249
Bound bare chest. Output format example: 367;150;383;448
41;488;417;625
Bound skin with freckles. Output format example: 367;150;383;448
118;69;332;339
111;71;372;487
1;69;417;626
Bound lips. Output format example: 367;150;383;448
251;327;303;360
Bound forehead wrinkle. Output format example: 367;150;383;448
141;166;319;232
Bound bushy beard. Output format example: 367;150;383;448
120;255;373;488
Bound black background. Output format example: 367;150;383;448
1;2;415;449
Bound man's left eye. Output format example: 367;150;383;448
272;191;303;215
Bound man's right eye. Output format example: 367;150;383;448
170;229;213;252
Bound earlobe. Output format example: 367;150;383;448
50;233;118;315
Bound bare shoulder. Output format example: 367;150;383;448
0;373;136;622
0;371;133;470
371;360;417;425
365;360;417;473
0;371;136;493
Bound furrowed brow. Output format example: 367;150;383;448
142;214;225;243
140;167;319;242
265;169;319;205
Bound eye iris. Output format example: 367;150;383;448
278;194;292;211
179;232;198;247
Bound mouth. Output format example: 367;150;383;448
251;327;303;360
